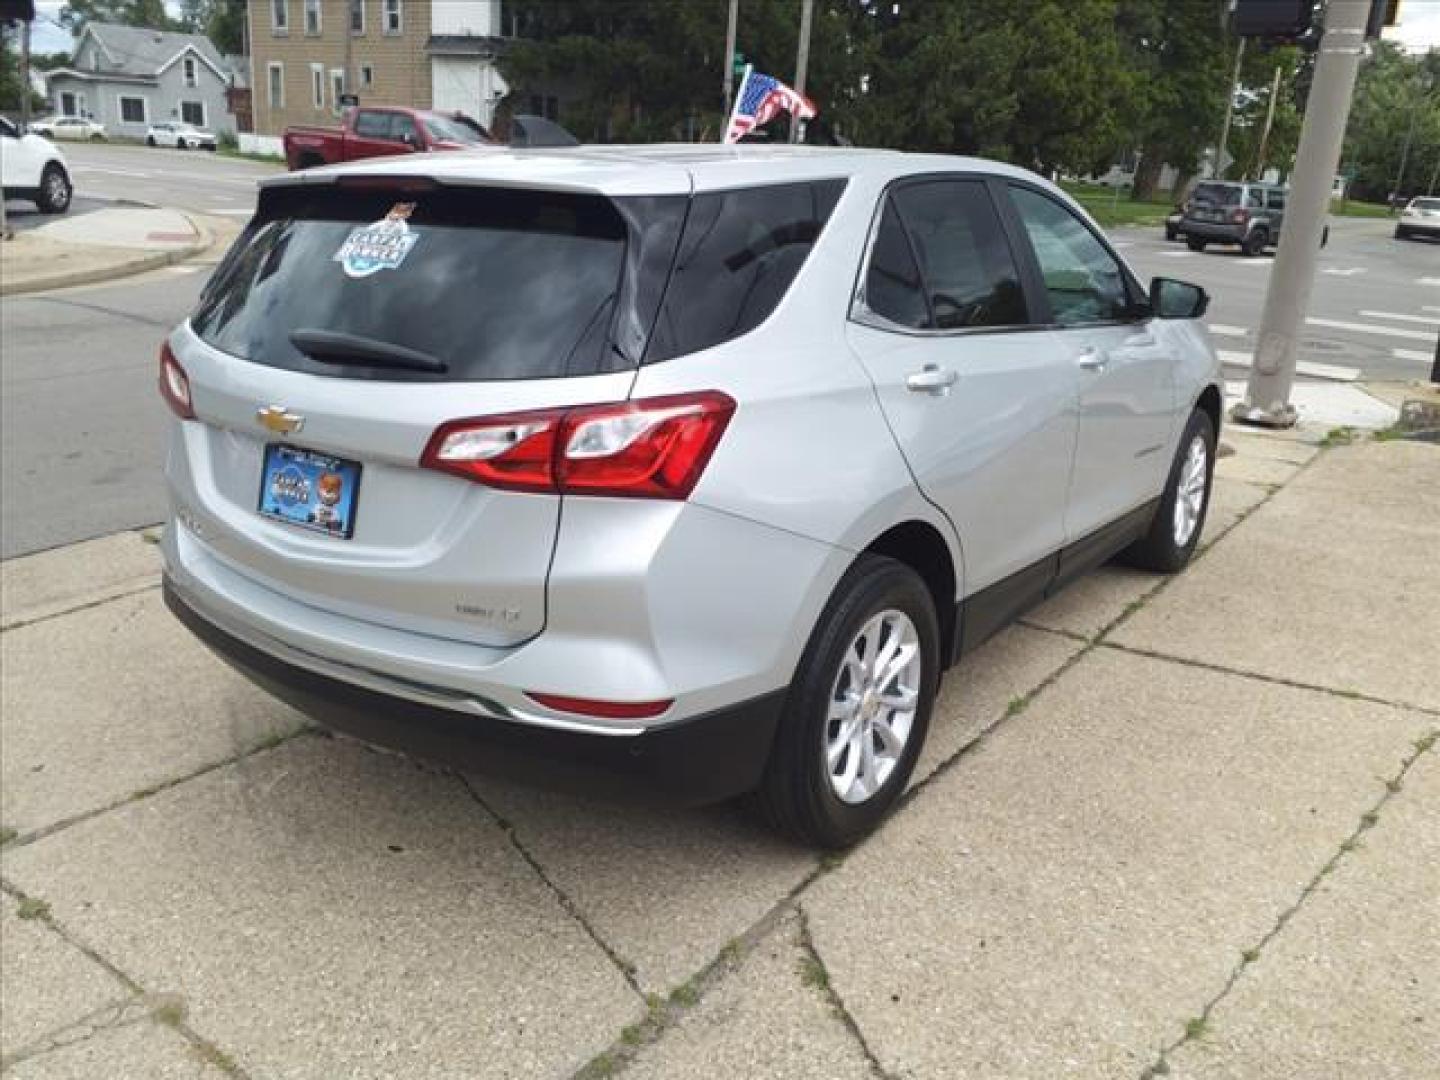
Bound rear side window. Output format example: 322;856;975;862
1267;190;1286;210
887;180;1027;330
863;198;929;329
353;110;390;138
193;186;637;381
645;179;846;363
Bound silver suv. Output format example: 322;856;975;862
161;147;1222;847
1182;181;1287;255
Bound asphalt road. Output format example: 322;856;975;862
1;160;1436;558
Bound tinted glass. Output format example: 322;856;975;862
645;179;845;363
863;197;929;329
353;110;390;138
421;115;487;144
1192;183;1241;207
392;115;420;144
1411;198;1440;211
0;118;16;138
193;186;631;382
1245;188;1264;208
890;180;1027;329
1267;189;1286;209
1010;186;1132;326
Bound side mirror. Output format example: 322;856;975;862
1150;277;1209;320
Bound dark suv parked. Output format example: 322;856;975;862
1182;181;1286;255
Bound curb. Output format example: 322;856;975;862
0;211;216;297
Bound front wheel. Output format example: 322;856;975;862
1242;228;1269;256
753;555;940;848
1120;408;1215;572
1186;236;1207;252
36;163;72;214
146;135;156;146
1395;227;1410;241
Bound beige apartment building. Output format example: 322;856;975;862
244;0;509;154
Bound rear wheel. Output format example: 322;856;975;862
1120;408;1215;572
1395;226;1411;241
1165;225;1178;242
297;152;325;170
35;163;72;214
1186;236;1207;252
753;555;939;849
1242;228;1269;256
146;135;156;146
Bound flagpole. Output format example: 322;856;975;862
723;63;753;144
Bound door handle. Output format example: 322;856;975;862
906;364;957;395
1076;348;1109;372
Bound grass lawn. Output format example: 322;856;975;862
1060;182;1174;229
1329;198;1394;219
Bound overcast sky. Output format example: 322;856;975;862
25;0;1440;58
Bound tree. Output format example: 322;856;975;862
60;1;176;32
178;0;244;54
1342;41;1440;201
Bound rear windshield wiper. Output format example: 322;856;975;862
289;329;448;374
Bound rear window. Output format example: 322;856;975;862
1191;183;1242;207
193;186;638;381
1412;198;1440;212
645;179;846;363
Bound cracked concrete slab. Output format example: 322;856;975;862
1201;477;1270;548
1025;566;1161;640
624;911;873;1080
1;737;640;1080
1213;453;1302;487
6;1018;230;1079
1220;435;1321;467
0;893;128;1059
803;648;1430;1079
0;531;160;631
0;590;306;837
1167;749;1440;1080
465;780;816;996
1113;442;1440;710
916;624;1083;779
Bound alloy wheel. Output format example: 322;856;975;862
1172;434;1208;547
824;609;922;805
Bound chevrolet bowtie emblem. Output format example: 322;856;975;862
257;405;304;435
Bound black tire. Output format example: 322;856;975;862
1395;226;1410;241
146;135;156;146
1120;408;1216;573
298;152;325;170
1242;228;1268;256
752;555;940;849
35;163;72;214
1165;226;1178;242
1186;236;1207;252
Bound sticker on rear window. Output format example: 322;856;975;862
333;202;419;278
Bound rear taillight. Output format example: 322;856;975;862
1230;208;1250;224
421;391;735;500
158;343;194;419
525;692;674;720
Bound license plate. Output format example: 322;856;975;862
258;444;362;539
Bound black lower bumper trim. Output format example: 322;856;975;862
164;578;785;807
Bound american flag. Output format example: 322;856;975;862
724;67;817;144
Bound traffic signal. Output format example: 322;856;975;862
1231;0;1316;39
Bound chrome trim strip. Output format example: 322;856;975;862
170;577;649;739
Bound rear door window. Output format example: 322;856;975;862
353;110;390;139
862;198;929;330
193;186;638;381
645;179;845;362
1192;183;1241;207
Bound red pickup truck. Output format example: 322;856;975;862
283;106;493;170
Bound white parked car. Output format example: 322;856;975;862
0;116;74;213
1395;196;1440;241
29;116;106;141
147;122;218;151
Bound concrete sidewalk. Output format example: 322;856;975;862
1;431;1436;1079
0;207;221;296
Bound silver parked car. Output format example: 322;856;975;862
161;147;1223;847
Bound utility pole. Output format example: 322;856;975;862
790;0;813;143
1428;152;1440;196
722;0;739;117
1393;104;1418;200
1233;0;1370;429
20;15;31;131
1252;63;1282;181
343;0;355;101
1215;36;1246;179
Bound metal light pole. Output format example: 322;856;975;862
343;0;355;101
20;15;31;130
790;0;813;143
1233;0;1370;429
1215;36;1246;179
722;0;739;116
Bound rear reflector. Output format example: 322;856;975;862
526;692;674;720
421;391;735;499
158;343;195;419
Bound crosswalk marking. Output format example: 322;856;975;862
1217;349;1359;382
1420;278;1440;286
1237;257;1272;266
1321;267;1366;276
1392;348;1434;364
1305;317;1437;342
206;208;253;215
1357;310;1438;327
1159;250;1196;258
1207;324;1248;337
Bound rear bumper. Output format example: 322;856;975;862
1398;220;1440;237
166;577;785;805
1181;221;1247;243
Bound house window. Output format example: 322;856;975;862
180;101;206;126
311;64;325;109
330;69;345;113
383;0;402;34
60;91;77;116
183;56;197;88
304;0;321;35
361;64;374;88
350;0;364;34
268;62;284;108
119;96;146;123
272;0;288;34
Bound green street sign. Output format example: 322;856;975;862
732;52;746;78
